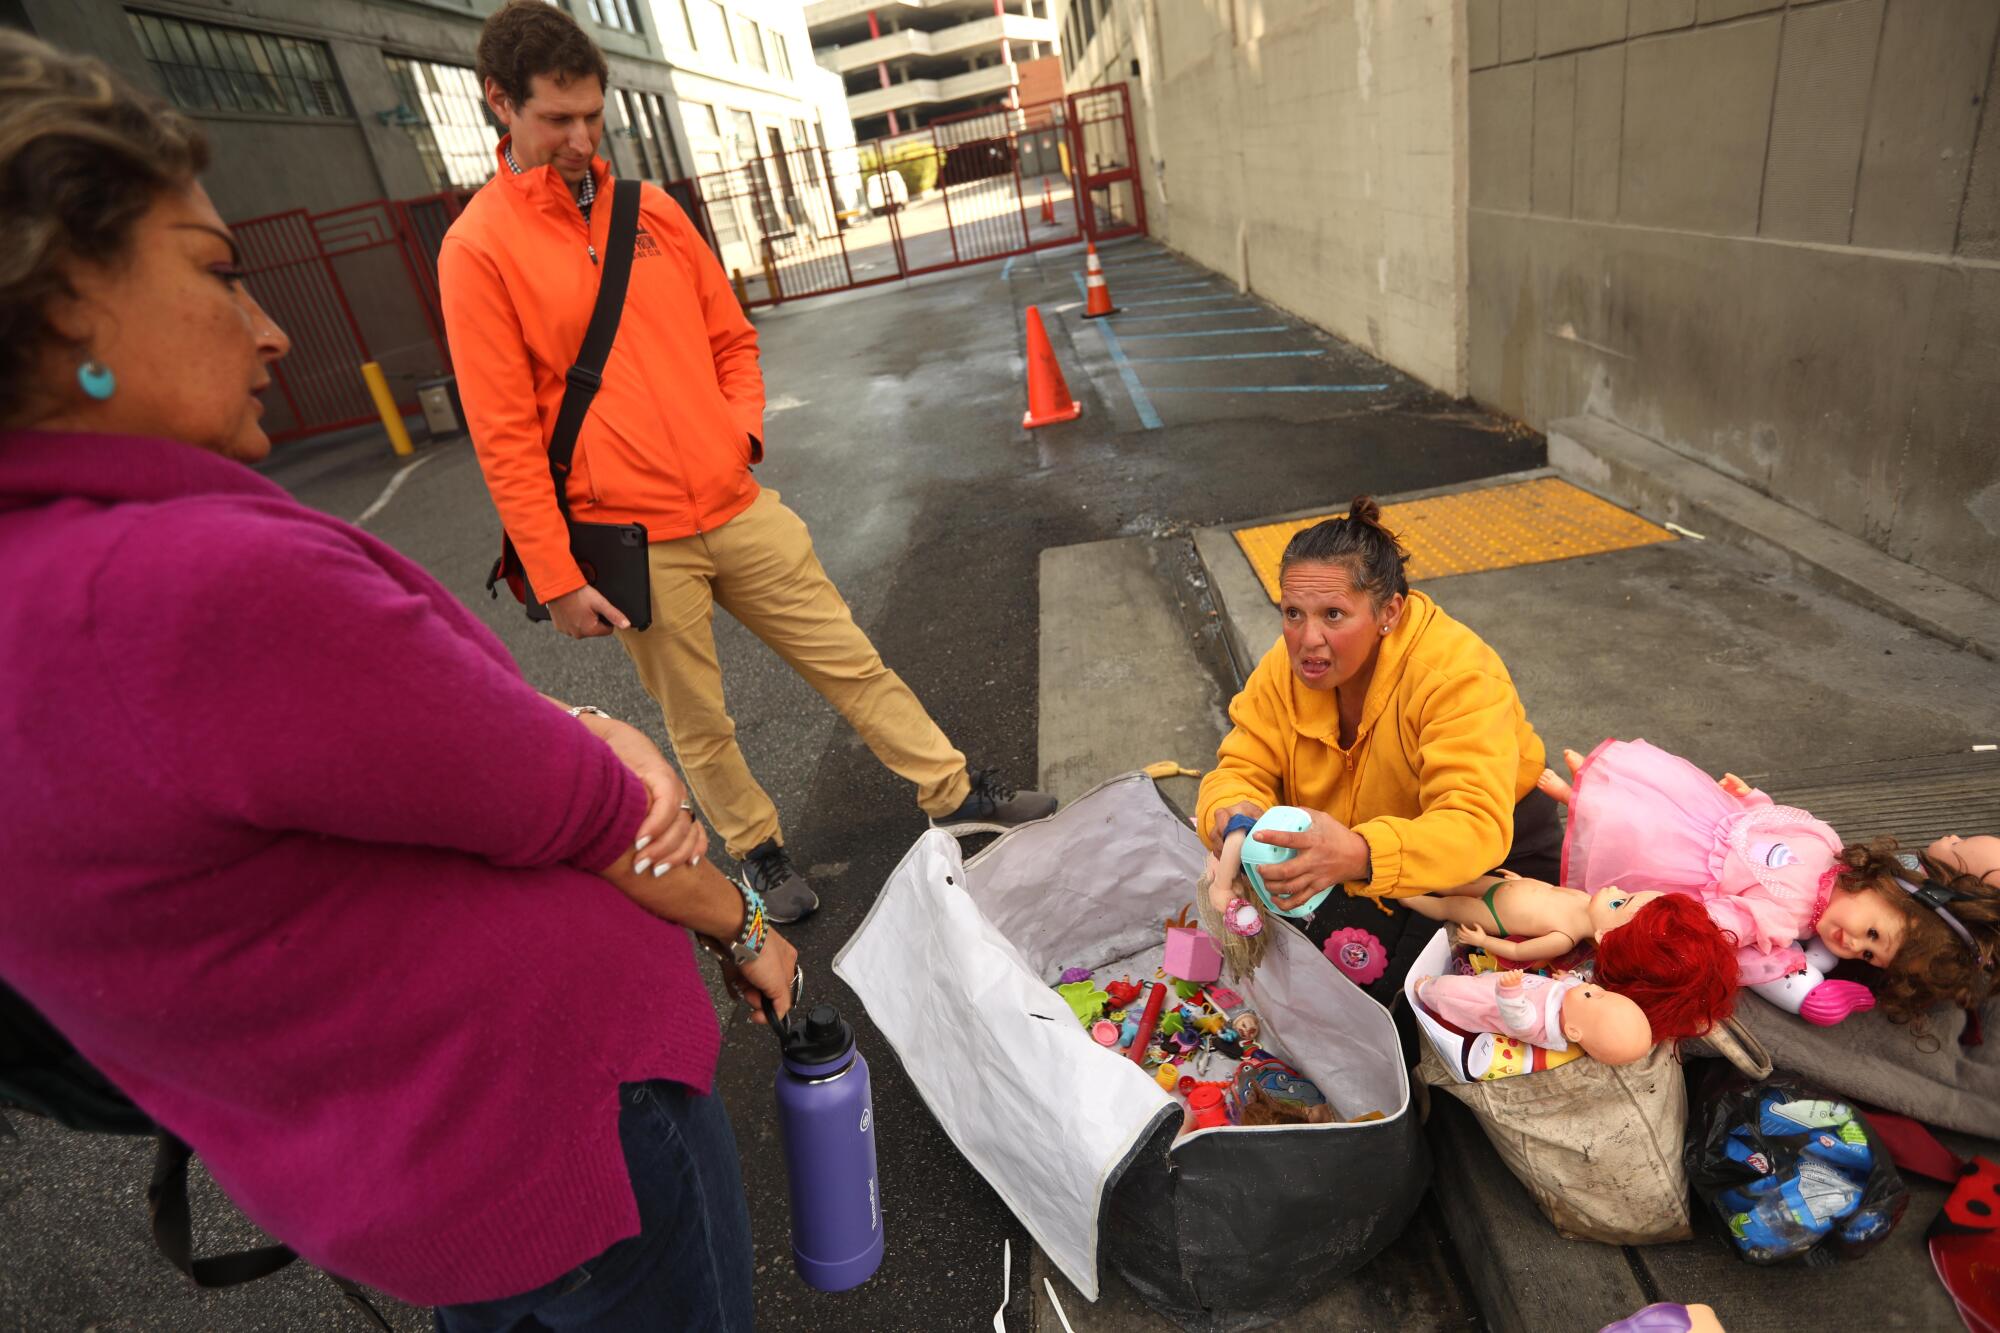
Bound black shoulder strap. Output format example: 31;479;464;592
546;177;643;515
149;1132;393;1328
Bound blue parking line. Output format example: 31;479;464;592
1070;273;1162;428
1113;325;1289;339
1124;294;1239;308
1095;321;1163;430
1124;350;1324;363
1111;308;1264;321
1001;255;1018;280
1115;280;1217;292
1148;384;1391;394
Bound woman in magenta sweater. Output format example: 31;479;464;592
0;34;793;1330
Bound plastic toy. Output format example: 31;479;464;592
1166;921;1223;984
1236;807;1330;917
1156;1011;1185;1038
1090;1020;1119;1047
1127;982;1168;1065
1103;978;1142;1010
1187;1084;1232;1130
1059;967;1093;984
1234;1052;1328;1118
1416;969;1653;1066
1155;1063;1180;1091
1597;1304;1725;1333
1323;926;1388;985
1056;981;1106;1026
1119;1016;1139;1048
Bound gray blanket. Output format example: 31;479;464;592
1733;989;2000;1140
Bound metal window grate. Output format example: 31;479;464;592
126;10;350;119
381;55;500;193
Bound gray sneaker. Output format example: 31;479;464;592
930;768;1059;836
738;838;819;924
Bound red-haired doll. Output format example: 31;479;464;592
1398;873;1739;1044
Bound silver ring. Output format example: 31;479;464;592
679;799;693;812
792;966;805;1004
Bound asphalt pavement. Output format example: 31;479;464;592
0;243;1542;1331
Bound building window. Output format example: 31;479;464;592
687;0;734;60
735;16;767;73
382;55;501;192
586;0;642;35
767;30;792;81
728;108;758;162
668;0;697;48
127;11;350;119
617;87;684;182
684;100;721;139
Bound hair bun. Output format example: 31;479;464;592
1348;495;1384;528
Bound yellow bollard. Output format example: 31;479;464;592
732;266;750;307
360;361;415;458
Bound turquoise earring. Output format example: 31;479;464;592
77;359;116;401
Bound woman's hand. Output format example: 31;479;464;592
1253;807;1370;910
1210;801;1263;848
574;712;707;870
719;929;802;1026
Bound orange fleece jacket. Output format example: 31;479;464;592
1195;591;1547;900
439;142;764;602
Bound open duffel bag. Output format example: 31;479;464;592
834;773;1427;1331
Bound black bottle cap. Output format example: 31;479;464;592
783;1002;855;1066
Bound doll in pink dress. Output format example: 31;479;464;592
1539;739;1875;1025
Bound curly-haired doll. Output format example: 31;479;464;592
1822;835;2000;1030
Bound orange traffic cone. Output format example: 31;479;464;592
1040;177;1056;225
1022;305;1083;429
1082;241;1117;318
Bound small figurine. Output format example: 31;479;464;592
1416;968;1654;1066
1056;981;1106;1026
1103;978;1142;1010
1597;1304;1726;1333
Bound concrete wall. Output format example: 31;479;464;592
1063;0;1469;395
1469;0;2000;599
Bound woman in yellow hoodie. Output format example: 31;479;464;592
1196;497;1557;994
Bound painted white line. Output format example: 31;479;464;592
355;452;436;528
1663;521;1708;541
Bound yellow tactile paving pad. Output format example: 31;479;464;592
1232;477;1676;603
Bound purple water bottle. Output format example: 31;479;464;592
772;1002;884;1292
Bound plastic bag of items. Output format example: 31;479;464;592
1685;1064;1909;1265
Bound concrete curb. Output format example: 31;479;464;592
1548;415;2000;663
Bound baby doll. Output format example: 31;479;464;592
1544;739;1999;1027
1416;968;1654;1065
1398;870;1664;964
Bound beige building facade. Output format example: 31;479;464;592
1060;0;2000;603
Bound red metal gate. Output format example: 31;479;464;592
699;82;1145;308
233;192;463;443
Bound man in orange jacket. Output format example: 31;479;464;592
441;2;1054;922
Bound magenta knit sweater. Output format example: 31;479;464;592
0;430;722;1305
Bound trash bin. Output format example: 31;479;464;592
415;375;465;439
835;773;1428;1332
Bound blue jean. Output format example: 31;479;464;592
434;1081;754;1333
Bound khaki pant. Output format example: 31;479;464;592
616;489;970;858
